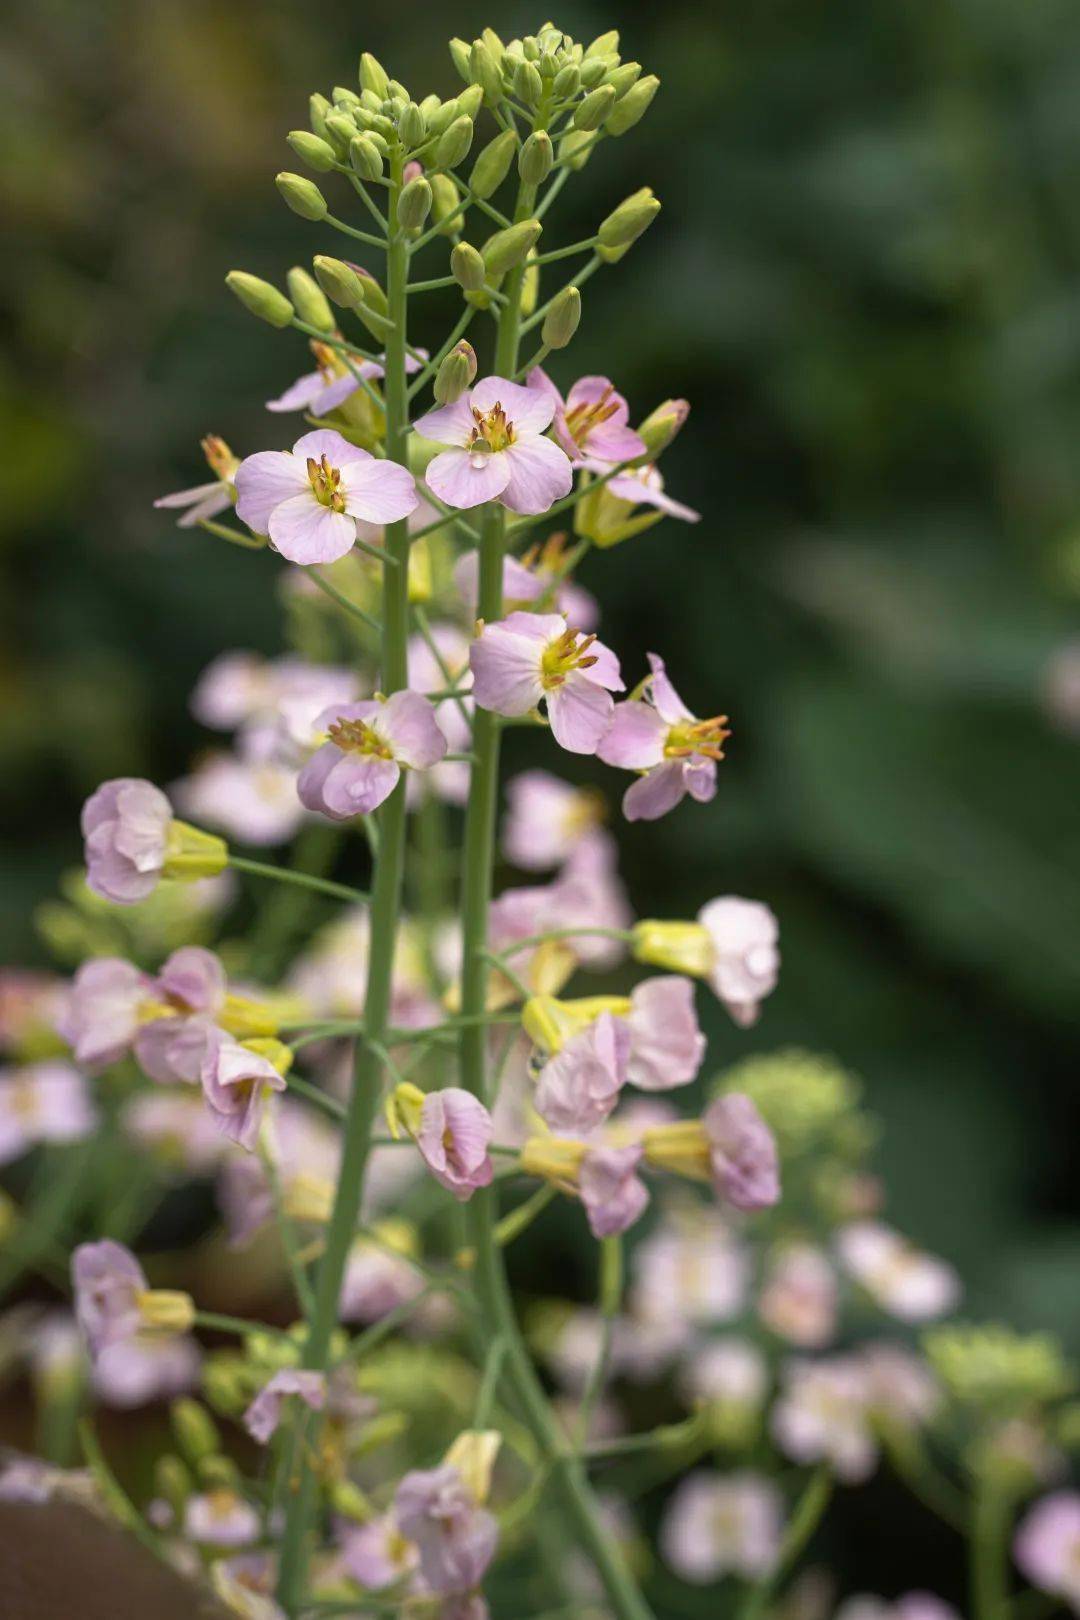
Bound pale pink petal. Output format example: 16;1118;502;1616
470;624;547;716
579;1143;649;1238
340;458;420;525
320;753;401;817
646;653;694;723
265;371;329;413
597;701;667;769
426;447;512;510
376;690;449;769
623;761;691;821
412;396;478;447
234;451;308;534
472;375;556;435
268;493;357;565
582;640;624;692
291;428;374;466
685;758;718;802
154;481;223;510
499;435;574;516
546;673;614;754
627;977;705;1090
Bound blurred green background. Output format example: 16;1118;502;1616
3;0;1080;1593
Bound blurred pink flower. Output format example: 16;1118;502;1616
0;1062;96;1165
416;1089;494;1201
698;896;780;1026
703;1093;780;1212
81;777;172;903
244;1369;326;1444
661;1470;782;1581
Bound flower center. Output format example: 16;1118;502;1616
307;453;348;511
539;627;600;691
327;715;393;758
664;716;731;762
467;401;516;460
311;339;348;381
563;385;619;447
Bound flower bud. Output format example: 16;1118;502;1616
443;1430;502;1504
481;26;505;57
574;84;616;131
276;172;328;222
435;114;474;169
283;1173;334;1224
597;187;660;256
287;129;337;173
355;268;388;317
425;97;458;135
482;218;542;275
514;59;544;106
386;1080;425;1140
430;173;461;234
457;83;484;120
171;1398;221;1465
408;537;433;604
470;39;504;105
323;113;358;158
332;83;361;106
399;101;426;148
520;1136;586;1187
470;129;517;199
449;37;472;81
434;340;478;404
387;77;410;102
606;74;660;136
553;63;580;97
451;242;487;292
578;57;608;89
312;254;365;309
331;1481;376;1522
607;62;642;98
225;271;294;329
398;176;432;230
219;994;280;1041
519;130;553;186
137;1288;196;1334
243;1037;294;1075
541;285;581;349
308;92;331;139
359;51;389;98
558;129;597;172
154;1455;192;1520
521;254;539;316
585;29;620;58
349;134;384;181
636;398;689;459
286;267;334;332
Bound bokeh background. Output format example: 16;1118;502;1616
3;0;1080;1601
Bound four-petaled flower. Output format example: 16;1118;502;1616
599;653;731;821
470;611;624;754
414;377;573;515
297;692;448;820
527;369;647;466
266;339;423;415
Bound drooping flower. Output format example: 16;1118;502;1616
1015;1492;1080;1611
244;1369;327;1445
134;945;227;1086
578;1143;650;1238
835;1221;960;1322
598;653;730;821
154;434;240;528
501;770;604;871
71;1240;148;1353
338;1510;419;1590
409;1087;495;1202
81;778;226;904
234;428;419;564
703;1093;781;1211
772;1357;876;1481
631;1212;749;1329
660;1470;782;1582
297;692;448;820
527;369;647;466
470;611;624;754
200;1029;288;1152
634;899;780;1026
339;1222;425;1323
0;1062;96;1166
414;376;573;515
58;959;151;1070
184;1489;261;1548
757;1243;838;1348
533;1012;630;1134
394;1464;498;1595
265;339;422;414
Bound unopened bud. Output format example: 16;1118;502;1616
225;273;294;329
387;76;410;101
332;84;361;108
451;242;487;292
449;37;472;82
482;218;542;275
637;398;689;459
171;1398;221;1464
349;134;384;182
399;101;427;149
323;114;358;158
398;176;432;230
597;188;660;256
359;52;389;98
308;92;331;139
286;267;334;332
585;29;620;59
287;130;337;173
514;60;544;106
312;255;365;309
435;114;474;169
354;268;388;317
553;63;580;97
574;84;616;131
470;129;517;199
457;84;484;120
607;62;642;98
541;285;581;349
558;129;597;172
519;130;553;186
578;57;608;90
469;39;504;105
606;74;660;136
434;340;478;404
331;1480;376;1522
430;173;461;233
521;254;539;316
276;172;328;221
631;919;713;976
154;1455;192;1520
137;1288;196;1334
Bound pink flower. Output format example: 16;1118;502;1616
579;1143;649;1238
154;435;240;528
527;369;646;466
82;777;173;903
534;1012;630;1134
234;428;418;564
244;1369;326;1445
0;1062;96;1165
266;340;422;414
758;1244;837;1347
298;692;448;820
698;896;780;1025
860;1342;940;1429
704;1093;780;1212
174;751;307;847
394;1464;498;1594
661;1471;782;1581
134;945;227;1085
602;462;699;523
598;654;729;821
772;1357;875;1481
470;612;623;754
339;1239;424;1324
71;1240;146;1354
414;376;573;515
1015;1492;1080;1609
682;1338;768;1410
416;1089;494;1201
453;545;598;630
632;1213;748;1327
200;1029;287;1152
184;1489;261;1548
552;829;632;967
58;958;150;1070
501;770;602;871
339;1511;419;1589
124;1090;228;1174
93;1335;201;1408
835;1222;960;1322
624;976;706;1091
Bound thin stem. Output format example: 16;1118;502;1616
228;856;367;907
194;1309;290;1341
324;211;386;249
307;567;381;634
514;343;551;381
576;1236;621;1448
413;602;472;726
534;237;599;265
345;172;389;232
473;1335;507;1427
521;254;603;334
737;1467;833;1620
495;1184;557;1248
499;924;632;958
291;321;386;413
408;274;458;293
407;303;478;399
196;516;265;549
283;1072;347;1120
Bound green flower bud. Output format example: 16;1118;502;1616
481;26;505;57
451;241;486;292
366;130;389;156
286;267;335;331
356;269;388;317
518;130;553;186
201;1354;250;1415
470;129;517;199
309;92;331;139
636;398;689;458
420;93;441;116
558;129;597;172
331;1480;376;1522
574;84;616;131
606;74;660;136
332;85;361;108
585;29;620;58
457;84;484;120
312;255;366;309
359;88;382;112
426;97;460;136
597;187;660;256
434;340;478;404
399;101;427;149
349;134;384;182
607;62;642;98
435;114;474;169
541;285;581;349
398;176;432;231
324;113;359;158
449;38;473;82
197;1454;240;1489
359;52;389;98
522;34;540;61
514;60;544;106
430;173;462;234
225;271;294;328
482;218;542;275
538;50;560;78
553;63;580;97
154;1455;192;1520
470;39;504;105
578;56;608;89
171;1397;221;1464
287;129;337;173
386;78;409;102
521;254;539;316
276;172;328;221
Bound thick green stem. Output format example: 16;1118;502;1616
971;1483;1011;1620
275;148;413;1618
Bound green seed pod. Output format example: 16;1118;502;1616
457;84;484;120
541;285;581;349
312;254;366;309
171;1398;221;1465
324;113;358;158
433;340;478;404
450;241;486;292
309;92;331;139
585;29;620;58
349;134;384;182
470;129;517;198
225;271;294;328
435;114;474;169
606;74;659;136
518;130;553;186
578;56;608;89
574;84;616;131
276;172;328;221
286;267;335;331
597;187;660;254
607;62;642;98
426;97;460;137
399;101;426;149
359;52;389;97
514;60;544;106
449;37;472;82
636;398;690;459
482;218;542;275
287;130;337;173
430;172;462;233
398;176;432;231
553;63;580;97
469;39;504;105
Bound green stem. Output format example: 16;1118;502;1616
196;516;266;549
275;146;414;1619
971;1483;1011;1620
228;856;367;906
737;1467;833;1620
308;567;381;633
193;1309;290;1341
